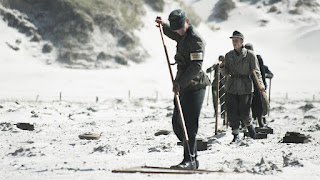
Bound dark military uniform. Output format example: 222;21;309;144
251;55;274;127
264;65;273;80
244;43;273;127
251;55;267;123
163;25;209;94
162;19;210;166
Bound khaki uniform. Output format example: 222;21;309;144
221;48;265;94
220;47;265;133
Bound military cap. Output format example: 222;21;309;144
229;30;244;39
245;43;254;50
168;9;187;31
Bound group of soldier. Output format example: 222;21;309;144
155;9;273;170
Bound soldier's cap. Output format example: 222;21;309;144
168;9;187;31
229;30;244;40
245;43;254;50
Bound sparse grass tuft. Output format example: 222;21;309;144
143;0;165;12
63;0;145;32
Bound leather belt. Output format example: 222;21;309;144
230;74;250;78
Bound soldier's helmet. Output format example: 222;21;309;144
168;9;187;31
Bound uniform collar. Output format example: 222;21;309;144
187;24;193;33
234;46;247;57
180;24;192;41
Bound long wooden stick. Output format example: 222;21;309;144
268;78;271;103
268;78;271;116
206;71;212;106
157;23;194;159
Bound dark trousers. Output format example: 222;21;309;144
252;88;268;119
226;92;252;133
172;87;206;160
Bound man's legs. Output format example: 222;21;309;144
226;93;255;141
239;94;255;138
251;90;264;127
171;88;206;169
226;93;240;134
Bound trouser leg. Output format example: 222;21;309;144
172;88;206;160
172;105;183;142
238;94;255;138
226;93;240;134
239;94;253;127
251;89;263;121
257;116;264;127
183;138;196;161
212;86;218;116
226;93;253;135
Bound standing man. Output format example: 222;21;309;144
206;55;225;118
245;43;273;127
219;31;265;143
155;9;210;169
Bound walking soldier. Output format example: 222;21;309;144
219;31;265;143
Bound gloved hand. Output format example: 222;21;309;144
155;16;166;26
265;73;273;79
218;61;224;68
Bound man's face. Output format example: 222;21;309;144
232;37;243;50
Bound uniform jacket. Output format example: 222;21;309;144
252;54;268;117
264;65;274;79
256;55;274;90
206;64;225;88
163;24;210;93
256;55;267;89
221;47;265;95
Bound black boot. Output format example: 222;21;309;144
247;125;256;139
231;133;240;143
258;117;264;127
170;159;199;170
263;117;267;124
171;139;198;170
